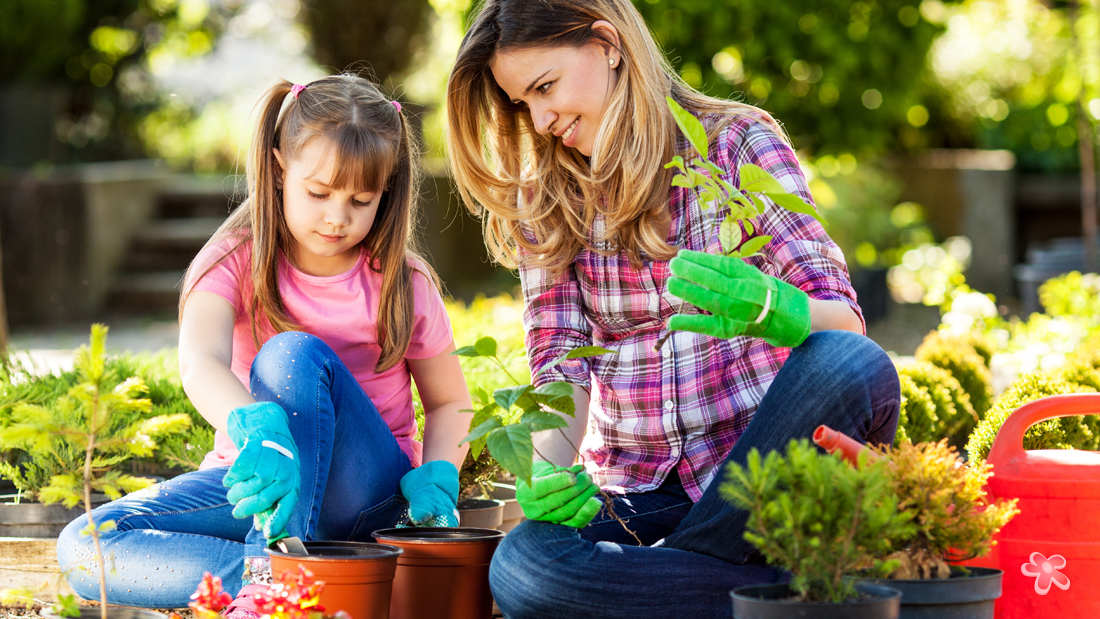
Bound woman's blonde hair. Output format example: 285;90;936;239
182;74;436;372
446;0;785;273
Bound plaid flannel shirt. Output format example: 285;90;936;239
520;117;864;501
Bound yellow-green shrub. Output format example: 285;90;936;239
966;368;1100;463
916;332;993;416
896;362;976;449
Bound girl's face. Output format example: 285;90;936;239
275;139;382;277
490;36;621;157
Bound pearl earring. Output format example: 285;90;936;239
609;58;616;67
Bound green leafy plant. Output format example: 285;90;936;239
0;325;190;618
720;439;911;602
665;97;824;261
454;336;611;485
872;440;1019;579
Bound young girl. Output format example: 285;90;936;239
56;74;472;614
446;1;900;617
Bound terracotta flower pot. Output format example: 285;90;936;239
372;527;505;619
266;541;402;619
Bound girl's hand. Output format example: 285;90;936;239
399;460;460;526
667;249;811;348
516;461;602;528
222;401;301;538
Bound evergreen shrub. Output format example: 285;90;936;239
916;331;993;416
966;368;1100;463
720;440;911;603
896;361;977;449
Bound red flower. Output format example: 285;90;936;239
188;572;234;619
1021;552;1071;595
252;566;327;619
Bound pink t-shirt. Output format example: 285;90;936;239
186;237;452;470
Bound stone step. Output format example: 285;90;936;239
121;217;224;272
106;271;185;313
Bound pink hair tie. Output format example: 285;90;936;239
392;101;402;113
291;84;307;99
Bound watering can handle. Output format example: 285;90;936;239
985;393;1100;465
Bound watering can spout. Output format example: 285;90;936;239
813;425;871;466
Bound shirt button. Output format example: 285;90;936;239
664;400;674;411
663;346;671;358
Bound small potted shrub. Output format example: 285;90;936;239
858;440;1020;618
1;325;189;619
721;439;908;618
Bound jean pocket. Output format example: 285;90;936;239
348;493;409;541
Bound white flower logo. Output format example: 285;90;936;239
1021;552;1070;595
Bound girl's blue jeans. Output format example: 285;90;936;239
56;332;412;607
490;330;901;619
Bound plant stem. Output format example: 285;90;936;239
490;355;522;387
84;431;108;619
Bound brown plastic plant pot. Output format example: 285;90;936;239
371;527;505;619
266;541;402;619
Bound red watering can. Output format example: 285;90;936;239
969;393;1100;618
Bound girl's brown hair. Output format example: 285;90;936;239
446;0;786;273
182;74;435;372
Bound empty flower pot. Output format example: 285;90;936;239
457;497;504;529
372;527;505;619
266;540;402;619
487;483;525;533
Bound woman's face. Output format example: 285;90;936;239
490;39;621;157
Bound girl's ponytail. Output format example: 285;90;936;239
246;80;301;346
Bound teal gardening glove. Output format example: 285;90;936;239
399;460;460;526
222;401;300;540
667;249;811;348
516;461;602;528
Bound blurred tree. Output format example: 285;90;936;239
0;0;233;162
631;0;962;157
299;0;433;86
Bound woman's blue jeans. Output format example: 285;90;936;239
56;332;412;607
490;331;901;619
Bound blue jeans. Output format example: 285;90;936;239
56;332;413;607
490;331;901;619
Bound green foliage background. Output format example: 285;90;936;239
632;0;951;156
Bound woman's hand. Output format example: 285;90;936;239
516;461;602;528
667;249;812;348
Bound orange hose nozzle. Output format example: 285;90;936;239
813;425;871;466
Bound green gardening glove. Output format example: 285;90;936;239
667;249;811;348
516;462;602;528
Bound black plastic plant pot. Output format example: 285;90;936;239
731;582;902;619
42;609;166;619
855;567;1002;619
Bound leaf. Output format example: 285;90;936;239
664;155;686;172
533;382;574;398
460;416;503;446
536;346;615;378
739;164;786;194
765;192;827;225
671;175;693;189
719;215;743;255
474;336;498;357
533;382;576;416
738;235;771;257
494;385;530;411
520;410;570;432
486;425;535;485
452;346;480;357
666;96;708;160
